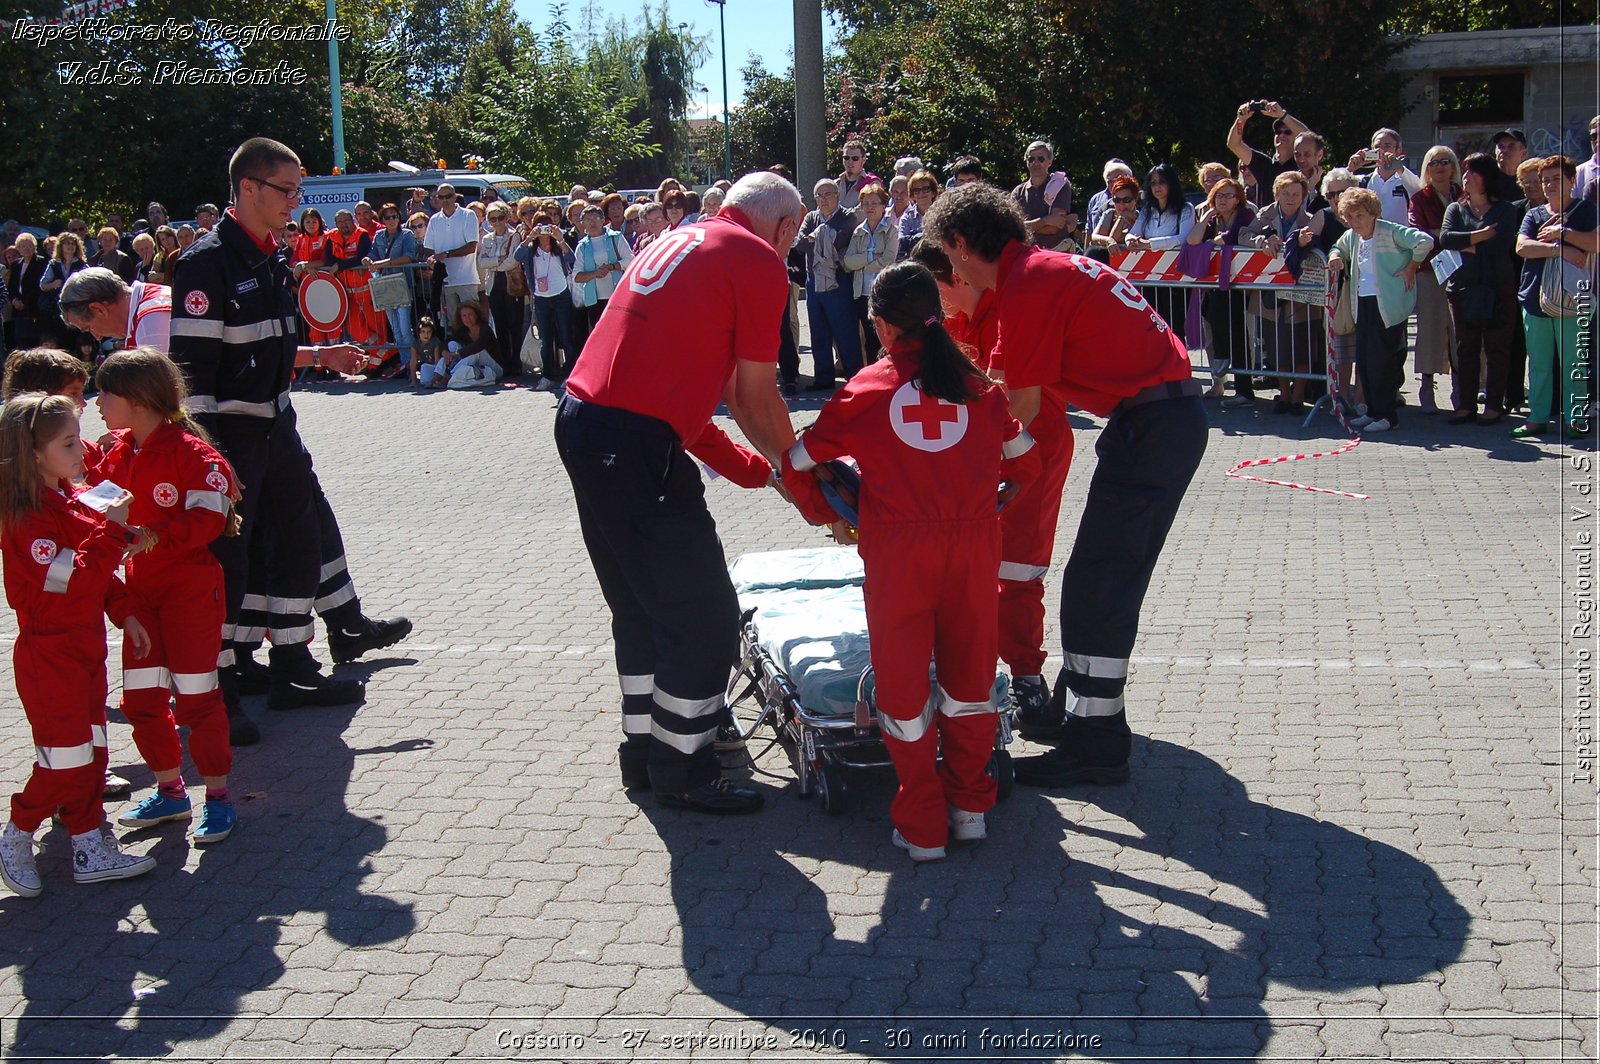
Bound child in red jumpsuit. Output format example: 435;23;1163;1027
93;349;241;846
783;262;1038;862
908;239;1075;725
0;393;158;896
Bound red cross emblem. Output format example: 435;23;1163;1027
153;482;179;507
205;470;229;493
184;290;209;316
30;539;56;565
889;380;968;453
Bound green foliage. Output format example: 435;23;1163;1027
1384;0;1586;33
729;57;798;175
583;3;709;186
464;21;659;191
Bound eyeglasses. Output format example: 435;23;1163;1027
1026;156;1050;164
249;176;302;201
911;187;935;196
1215;190;1238;200
843;155;862;161
1112;196;1136;204
437;192;457;200
1427;159;1452;167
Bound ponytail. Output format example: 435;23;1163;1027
868;261;988;405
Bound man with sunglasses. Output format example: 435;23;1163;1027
422;183;481;329
836;138;881;211
169;137;380;743
1226;100;1307;207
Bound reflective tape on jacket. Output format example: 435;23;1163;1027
650;720;715;754
43;548;77;594
998;561;1049;582
787;438;818;473
1002;430;1036;459
185;489;227;515
653;686;722;720
91;724;107;748
938;690;996;718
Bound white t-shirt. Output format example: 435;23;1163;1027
424;208;482;288
1364;171;1413;225
1356;237;1378;297
531;249;568;297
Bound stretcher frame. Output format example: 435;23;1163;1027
724;606;1016;815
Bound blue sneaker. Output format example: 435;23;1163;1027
192;800;235;846
117;791;193;828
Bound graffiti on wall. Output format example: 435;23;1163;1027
1530;115;1592;158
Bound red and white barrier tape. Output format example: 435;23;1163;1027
1224;273;1370;500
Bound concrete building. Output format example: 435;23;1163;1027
1391;26;1598;161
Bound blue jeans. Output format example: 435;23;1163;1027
533;294;578;380
805;282;861;383
384;305;415;366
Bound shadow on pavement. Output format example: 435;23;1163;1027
644;737;1468;1061
0;709;416;1060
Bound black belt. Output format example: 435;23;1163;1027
1114;378;1202;415
558;393;680;443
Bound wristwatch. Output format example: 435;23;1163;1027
312;349;323;369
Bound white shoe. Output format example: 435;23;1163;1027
948;806;987;843
892;829;946;863
1;822;41;898
71;828;156;884
103;771;132;799
1363;418;1393;433
1348;414;1375;429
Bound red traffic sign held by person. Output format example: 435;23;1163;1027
298;273;348;335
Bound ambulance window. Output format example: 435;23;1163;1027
365;187;405;208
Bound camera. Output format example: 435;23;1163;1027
1248;101;1266;114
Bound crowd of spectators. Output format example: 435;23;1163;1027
4;108;1595;431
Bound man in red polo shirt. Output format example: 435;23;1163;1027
559;171;807;814
923;183;1209;787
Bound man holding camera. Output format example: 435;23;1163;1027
422;183;480;329
1348;128;1421;225
1227;100;1309;206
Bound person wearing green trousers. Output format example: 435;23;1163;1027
1514;155;1597;437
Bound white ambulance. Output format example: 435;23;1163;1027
292;161;534;221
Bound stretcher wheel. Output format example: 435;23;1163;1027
988;750;1014;803
816;762;849;816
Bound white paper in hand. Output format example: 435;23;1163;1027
1432;249;1464;284
78;480;132;514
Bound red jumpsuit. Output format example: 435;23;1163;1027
97;423;236;780
951;290;1077;679
324;228;379;349
293;231;339;344
783;340;1038;848
3;488;136;835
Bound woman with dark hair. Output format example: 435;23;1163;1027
663;189;689;230
780;261;1036;861
681;190;703;226
148;226;181;285
1437;152;1521;425
921;183;1207;787
514;218;578;390
291;209;331;348
38;231;89;347
1127;163;1196;343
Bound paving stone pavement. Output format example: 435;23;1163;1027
0;369;1594;1063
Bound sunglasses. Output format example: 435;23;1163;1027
843;155;862;161
438;192;457;200
520;209;537;217
380;214;400;220
1026;156;1050;164
1112;196;1136;204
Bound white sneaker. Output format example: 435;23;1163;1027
1348;414;1375;429
1;822;41;898
1363;418;1393;433
71;828;156;884
948;806;987;843
103;770;132;799
892;829;946;863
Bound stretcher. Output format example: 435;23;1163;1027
724;547;1015;815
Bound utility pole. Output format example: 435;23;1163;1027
327;0;345;170
792;0;825;196
707;0;732;179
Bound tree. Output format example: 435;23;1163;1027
729;57;797;175
584;4;708;186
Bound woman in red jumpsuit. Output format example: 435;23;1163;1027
94;349;240;846
292;208;338;345
783;262;1038;862
0;393;157;896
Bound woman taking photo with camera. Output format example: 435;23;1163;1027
514;213;577;391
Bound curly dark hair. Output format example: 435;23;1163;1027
919;182;1027;264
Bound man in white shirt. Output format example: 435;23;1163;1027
423;183;481;328
1349;127;1420;226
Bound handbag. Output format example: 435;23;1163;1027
1540;253;1591;319
505;264;529;299
1331;273;1356;336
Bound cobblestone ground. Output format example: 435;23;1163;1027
0;361;1594;1062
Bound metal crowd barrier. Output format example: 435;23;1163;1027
1113;247;1342;430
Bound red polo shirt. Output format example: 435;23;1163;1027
566;207;787;444
995;242;1191;417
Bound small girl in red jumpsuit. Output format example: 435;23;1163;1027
94;349;241;847
0;393;158;896
783;262;1039;862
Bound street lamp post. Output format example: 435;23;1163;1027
327;0;346;170
707;0;732;179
